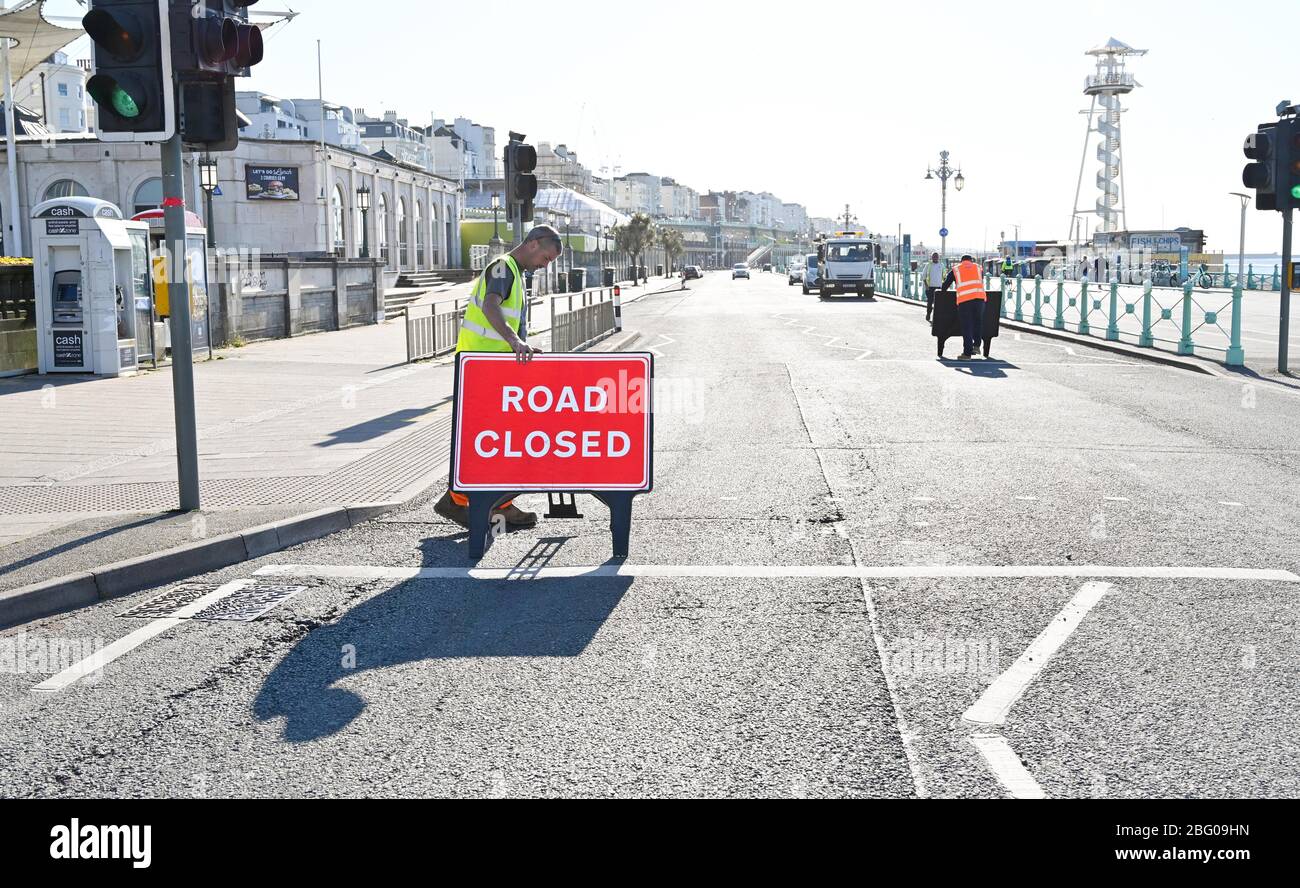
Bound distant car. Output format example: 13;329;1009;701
801;252;821;295
788;263;804;286
732;263;750;280
762;263;773;273
683;265;702;280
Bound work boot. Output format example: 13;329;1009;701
433;491;469;528
496;503;537;528
957;353;972;361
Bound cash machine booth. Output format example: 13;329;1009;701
131;208;211;356
31;197;154;377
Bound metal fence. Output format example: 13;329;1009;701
405;298;467;362
547;286;619;352
876;268;1248;367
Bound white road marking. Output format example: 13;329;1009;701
1014;495;1038;501
646;334;675;357
1220;501;1244;507
963;581;1113;726
969;734;1047;799
1104;496;1130;502
30;580;254;694
256;564;1299;583
912;496;935;502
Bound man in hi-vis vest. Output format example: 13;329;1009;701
433;225;564;529
940;253;987;361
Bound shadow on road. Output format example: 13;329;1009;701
949;359;1018;379
251;535;631;743
317;405;442;447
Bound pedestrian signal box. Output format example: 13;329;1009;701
450;352;653;559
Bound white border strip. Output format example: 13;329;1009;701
963;581;1113;726
30;580;253;694
970;734;1047;799
254;564;1300;582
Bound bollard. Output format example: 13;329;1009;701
613;285;623;332
1079;280;1091;336
1033;275;1043;326
1226;285;1245;367
1138;280;1154;347
1106;281;1120;341
1054;280;1066;330
1014;275;1024;322
1178;281;1195;355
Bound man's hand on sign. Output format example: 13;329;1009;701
510;337;543;363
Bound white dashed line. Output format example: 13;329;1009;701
970;734;1047;799
1104;496;1130;502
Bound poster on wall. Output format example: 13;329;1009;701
245;165;300;201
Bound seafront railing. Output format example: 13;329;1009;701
875;268;1247;368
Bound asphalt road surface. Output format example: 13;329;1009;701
2;270;1297;798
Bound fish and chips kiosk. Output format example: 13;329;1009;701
31;197;154;377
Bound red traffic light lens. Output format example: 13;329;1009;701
233;24;264;68
83;9;145;61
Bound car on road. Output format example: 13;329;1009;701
732;263;750;280
801;253;821;295
788;261;804;286
683;265;702;280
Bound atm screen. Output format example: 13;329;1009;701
56;283;79;304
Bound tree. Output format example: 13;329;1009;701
613;213;656;284
658;227;685;275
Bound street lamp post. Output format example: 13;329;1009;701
356;183;371;259
489;193;505;258
925;150;963;261
199;155;219;250
1229;192;1250;284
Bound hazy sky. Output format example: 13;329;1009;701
43;0;1299;254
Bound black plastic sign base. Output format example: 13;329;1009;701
465;491;640;560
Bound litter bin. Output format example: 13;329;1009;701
602;267;615;287
554;273;567;294
655;264;664;277
639;265;648;280
568;268;586;292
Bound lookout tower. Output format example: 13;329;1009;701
1070;38;1146;242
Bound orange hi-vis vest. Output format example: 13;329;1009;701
954;261;986;305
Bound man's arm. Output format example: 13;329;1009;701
940;269;956;292
482;259;540;362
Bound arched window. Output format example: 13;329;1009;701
414;201;424;268
332;184;346;255
132;178;163;215
377;193;389;265
43;179;88;201
397;198;408;268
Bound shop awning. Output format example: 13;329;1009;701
0;1;85;82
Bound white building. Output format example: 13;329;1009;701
434;117;497;179
535;142;593;194
296;99;363;151
13;52;90;134
357;110;431;171
236;92;311;141
612;173;661;216
659;177;699;220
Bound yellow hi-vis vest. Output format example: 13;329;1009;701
457;254;524;352
954;261;986;304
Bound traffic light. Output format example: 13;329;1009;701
1275;117;1300;212
505;135;538;223
83;0;175;142
1243;123;1278;211
170;1;264;151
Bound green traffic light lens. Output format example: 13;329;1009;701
111;88;140;119
1292;185;1300;200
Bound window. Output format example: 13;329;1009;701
397;198;408;268
43;179;88;201
415;202;425;267
58;108;70;128
377;194;389;265
132;178;163;215
332;184;347;255
57;83;68;96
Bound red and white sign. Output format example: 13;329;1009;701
451;353;653;492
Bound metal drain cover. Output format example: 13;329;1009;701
117;581;305;622
118;582;223;619
191;584;305;622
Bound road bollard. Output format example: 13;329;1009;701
613;285;623;332
1226;285;1245;367
1079;280;1091;336
1138;280;1154;347
1106;280;1120;341
1033;275;1043;326
1178;281;1195;355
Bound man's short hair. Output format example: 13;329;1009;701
524;224;563;250
961;254;973;261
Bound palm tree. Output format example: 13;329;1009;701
613;213;656;284
658;227;685;275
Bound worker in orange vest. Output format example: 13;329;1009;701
940;254;987;360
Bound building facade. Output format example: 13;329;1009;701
13;53;90;134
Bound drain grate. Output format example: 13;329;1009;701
117;581;305;622
118;582;223;619
191;583;305;622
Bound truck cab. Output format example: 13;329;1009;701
816;232;878;298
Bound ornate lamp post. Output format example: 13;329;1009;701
356;183;371;259
489;192;505;258
925;150;964;260
199;155;219;249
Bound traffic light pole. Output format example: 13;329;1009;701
161;129;201;510
1281;206;1293;375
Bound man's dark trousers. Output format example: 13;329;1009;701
958;298;985;356
925;287;937;320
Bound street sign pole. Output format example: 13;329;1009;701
162;126;200;510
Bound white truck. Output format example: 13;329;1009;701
815;232;879;298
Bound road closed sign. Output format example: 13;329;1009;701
451;353;654;492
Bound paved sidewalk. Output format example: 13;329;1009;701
0;318;456;592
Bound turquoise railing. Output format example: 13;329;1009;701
873;268;1246;368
